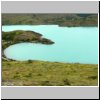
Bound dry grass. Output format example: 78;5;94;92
2;60;98;86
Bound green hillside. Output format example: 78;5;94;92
2;60;98;86
2;14;98;26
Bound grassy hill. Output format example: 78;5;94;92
2;14;98;26
2;60;98;86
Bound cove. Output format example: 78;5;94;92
2;25;98;64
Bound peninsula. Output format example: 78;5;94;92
2;30;54;50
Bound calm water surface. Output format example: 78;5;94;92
2;25;98;64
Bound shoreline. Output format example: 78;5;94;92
2;24;98;27
2;30;55;59
2;56;98;65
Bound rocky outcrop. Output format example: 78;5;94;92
40;38;54;44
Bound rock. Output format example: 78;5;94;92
40;38;54;44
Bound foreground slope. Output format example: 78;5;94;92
2;60;98;86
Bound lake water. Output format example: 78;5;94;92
2;25;98;64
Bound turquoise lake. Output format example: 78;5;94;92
2;25;98;64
